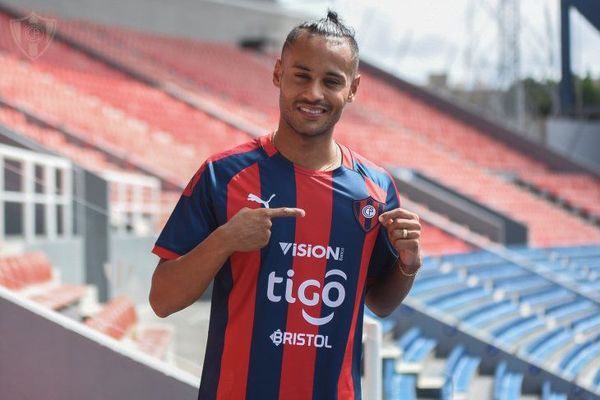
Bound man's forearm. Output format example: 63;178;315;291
365;260;416;318
149;226;232;318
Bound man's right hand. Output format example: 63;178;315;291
220;207;305;253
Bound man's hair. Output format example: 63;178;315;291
282;10;359;71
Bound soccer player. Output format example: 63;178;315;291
150;10;422;400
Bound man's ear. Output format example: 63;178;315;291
273;59;282;88
347;74;360;102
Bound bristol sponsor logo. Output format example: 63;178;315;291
279;242;344;261
269;329;332;348
267;269;347;326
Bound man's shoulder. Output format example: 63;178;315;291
206;136;265;166
183;136;267;196
341;143;389;177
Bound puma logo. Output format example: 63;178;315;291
247;193;276;208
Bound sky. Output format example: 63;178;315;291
278;0;600;88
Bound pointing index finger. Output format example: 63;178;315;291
264;207;306;219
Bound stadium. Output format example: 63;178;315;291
0;0;599;399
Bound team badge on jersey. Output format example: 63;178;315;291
353;196;385;232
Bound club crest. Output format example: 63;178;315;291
353;197;385;232
10;12;57;61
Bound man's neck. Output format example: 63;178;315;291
273;127;340;171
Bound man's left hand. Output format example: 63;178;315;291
379;208;422;273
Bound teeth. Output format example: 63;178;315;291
299;106;324;115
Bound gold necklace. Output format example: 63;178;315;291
272;131;341;171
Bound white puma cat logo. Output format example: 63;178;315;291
247;193;276;208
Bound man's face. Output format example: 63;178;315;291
273;33;360;138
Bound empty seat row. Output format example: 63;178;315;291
85;294;173;361
0;251;90;311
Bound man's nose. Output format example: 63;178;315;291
302;80;325;102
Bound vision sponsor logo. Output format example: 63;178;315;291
267;269;347;326
269;329;332;348
279;242;344;261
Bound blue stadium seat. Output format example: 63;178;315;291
441;251;501;267
464;263;525;280
594;369;600;391
572;313;600;334
493;275;549;294
493;362;523;400
493;316;546;344
559;338;600;377
541;381;567;400
528;330;574;363
520;286;573;307
397;327;421;350
425;286;489;312
549;245;600;258
507;246;550;259
411;272;463;296
463;300;518;328
546;299;594;320
454;355;480;394
383;357;417;400
403;337;437;363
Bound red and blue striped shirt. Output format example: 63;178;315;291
152;134;400;400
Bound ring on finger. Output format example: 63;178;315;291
402;228;408;239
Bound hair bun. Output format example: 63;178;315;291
327;10;339;24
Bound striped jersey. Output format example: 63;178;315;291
152;134;400;400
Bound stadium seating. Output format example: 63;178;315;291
85;294;173;361
0;251;90;310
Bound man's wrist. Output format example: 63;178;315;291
212;224;235;256
397;257;421;277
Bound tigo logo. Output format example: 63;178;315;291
267;269;347;326
279;242;344;261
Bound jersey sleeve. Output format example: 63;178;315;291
152;162;218;260
367;176;401;281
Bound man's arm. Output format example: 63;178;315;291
365;208;422;318
149;207;305;318
365;259;418;318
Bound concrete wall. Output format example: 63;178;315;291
109;234;156;304
546;118;600;174
0;287;198;400
1;0;307;48
26;237;84;284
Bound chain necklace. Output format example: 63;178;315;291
272;131;341;172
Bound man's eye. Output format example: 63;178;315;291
325;80;340;86
295;74;309;80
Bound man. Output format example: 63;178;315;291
150;10;422;400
